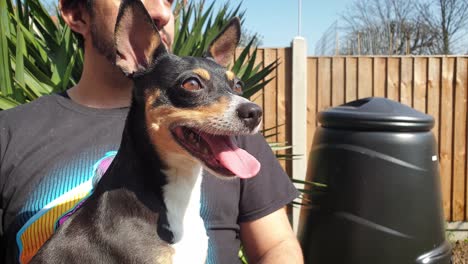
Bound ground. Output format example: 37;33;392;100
452;241;468;264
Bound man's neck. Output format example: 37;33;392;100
67;48;133;109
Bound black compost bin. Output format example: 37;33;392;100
300;97;451;264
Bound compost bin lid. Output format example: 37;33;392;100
318;97;434;132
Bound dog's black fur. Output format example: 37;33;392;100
30;0;262;263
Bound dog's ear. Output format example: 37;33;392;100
205;17;241;68
114;0;167;76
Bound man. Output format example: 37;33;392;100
0;0;303;263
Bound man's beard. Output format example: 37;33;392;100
90;19;116;63
86;0;172;65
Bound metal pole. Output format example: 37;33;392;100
335;24;339;55
298;0;302;36
357;32;361;55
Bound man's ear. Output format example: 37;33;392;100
114;0;167;76
59;1;90;37
205;17;241;68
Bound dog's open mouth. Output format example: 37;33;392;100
172;126;260;179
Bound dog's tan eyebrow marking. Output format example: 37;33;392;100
226;71;235;81
192;68;211;81
145;89;161;107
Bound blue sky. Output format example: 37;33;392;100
206;0;350;55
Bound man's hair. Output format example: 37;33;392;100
60;0;93;48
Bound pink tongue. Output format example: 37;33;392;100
202;134;260;179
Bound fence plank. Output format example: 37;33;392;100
453;58;468;221
307;58;318;163
263;49;278;143
427;58;441;151
318;58;332;111
426;58;444;219
345;57;357;102
358;57;373;98
332;57;345;106
307;58;318;156
252;49;264;127
374;58;386;98
464;58;468;220
414;58;428;113
440;57;455;221
400;57;413;107
276;48;290;172
387;58;400;101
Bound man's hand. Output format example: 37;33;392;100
240;208;303;264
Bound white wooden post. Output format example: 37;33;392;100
291;37;307;234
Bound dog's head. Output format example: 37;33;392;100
114;0;262;179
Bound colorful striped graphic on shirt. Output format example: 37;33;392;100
16;151;116;264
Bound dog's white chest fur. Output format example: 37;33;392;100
162;156;208;264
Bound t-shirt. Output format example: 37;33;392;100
0;93;299;264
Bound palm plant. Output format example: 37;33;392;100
0;0;82;109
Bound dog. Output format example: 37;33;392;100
30;0;262;263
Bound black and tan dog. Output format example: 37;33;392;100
30;0;262;263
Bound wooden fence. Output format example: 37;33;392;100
235;48;293;174
249;49;468;222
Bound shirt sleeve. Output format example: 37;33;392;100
0;111;7;259
0;111;9;209
237;133;299;223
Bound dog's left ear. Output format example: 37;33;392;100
205;17;241;68
114;0;167;76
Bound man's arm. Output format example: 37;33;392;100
240;208;303;264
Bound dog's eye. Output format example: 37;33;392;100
182;78;202;91
233;81;243;94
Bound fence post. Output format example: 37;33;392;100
291;36;308;234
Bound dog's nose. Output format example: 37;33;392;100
237;103;263;130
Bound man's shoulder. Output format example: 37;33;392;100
0;95;66;140
1;94;59;122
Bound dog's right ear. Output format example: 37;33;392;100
205;17;241;68
114;0;167;76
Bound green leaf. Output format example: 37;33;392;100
14;24;26;100
11;54;55;87
292;178;328;188
231;38;254;73
0;0;13;96
244;61;277;89
275;154;301;160
242;49;257;78
28;0;59;35
60;49;77;91
243;77;274;99
0;93;20;109
13;17;49;64
270;146;293;151
173;4;193;54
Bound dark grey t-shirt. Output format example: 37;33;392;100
0;94;298;264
